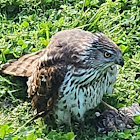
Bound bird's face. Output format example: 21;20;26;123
86;33;124;68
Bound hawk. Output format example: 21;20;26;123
1;29;124;124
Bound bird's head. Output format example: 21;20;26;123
85;33;124;69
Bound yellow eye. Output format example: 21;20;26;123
104;51;111;58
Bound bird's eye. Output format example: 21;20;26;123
104;51;112;58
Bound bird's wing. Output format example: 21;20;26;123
27;64;67;116
1;29;92;77
1;50;44;77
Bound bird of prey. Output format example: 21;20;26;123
1;29;124;124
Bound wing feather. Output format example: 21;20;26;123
27;64;67;116
1;50;44;77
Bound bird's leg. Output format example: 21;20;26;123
101;100;118;112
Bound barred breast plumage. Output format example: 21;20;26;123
55;65;118;123
1;29;124;124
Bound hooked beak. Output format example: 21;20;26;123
115;57;124;67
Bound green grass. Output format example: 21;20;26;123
0;0;140;139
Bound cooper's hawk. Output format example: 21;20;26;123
1;29;124;124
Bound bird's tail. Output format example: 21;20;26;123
1;50;43;77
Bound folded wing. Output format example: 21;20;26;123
1;50;43;77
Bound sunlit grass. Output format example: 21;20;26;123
0;0;140;139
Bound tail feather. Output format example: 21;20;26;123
1;50;43;77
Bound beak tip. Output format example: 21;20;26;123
115;58;124;67
120;61;124;67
